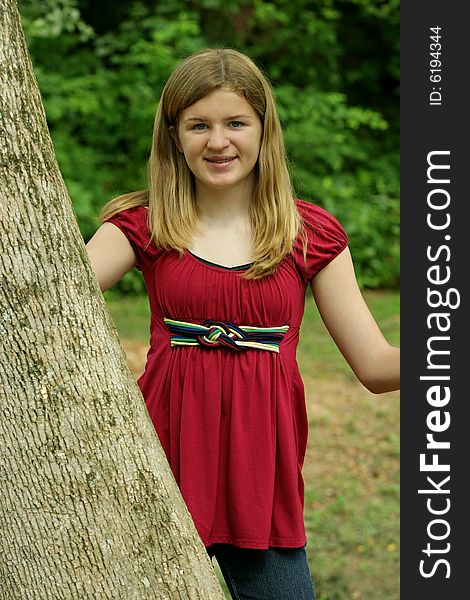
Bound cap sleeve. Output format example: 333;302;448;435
293;199;348;282
105;206;161;271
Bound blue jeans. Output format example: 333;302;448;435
208;544;316;600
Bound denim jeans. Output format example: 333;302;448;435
208;544;316;600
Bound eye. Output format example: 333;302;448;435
193;123;207;130
230;121;243;128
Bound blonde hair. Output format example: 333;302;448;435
101;48;303;279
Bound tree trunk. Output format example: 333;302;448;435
0;1;225;598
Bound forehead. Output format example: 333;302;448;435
180;88;259;120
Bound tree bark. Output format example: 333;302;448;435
0;1;225;598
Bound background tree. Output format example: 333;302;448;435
0;1;226;597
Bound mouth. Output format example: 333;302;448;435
204;156;237;166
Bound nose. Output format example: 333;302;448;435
206;125;229;150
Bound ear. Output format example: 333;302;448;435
169;125;183;153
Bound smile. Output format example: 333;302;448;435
204;156;237;166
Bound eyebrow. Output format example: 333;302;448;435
183;114;253;123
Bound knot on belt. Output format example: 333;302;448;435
164;318;289;353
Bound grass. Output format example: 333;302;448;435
104;292;151;340
106;289;400;600
299;290;399;600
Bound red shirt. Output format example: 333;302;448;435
107;200;347;549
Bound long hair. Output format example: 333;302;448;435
101;48;303;279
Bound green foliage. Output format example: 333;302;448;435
18;0;94;40
19;0;399;290
275;84;399;287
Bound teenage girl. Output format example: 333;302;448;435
86;48;400;600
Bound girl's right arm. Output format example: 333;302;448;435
86;222;136;292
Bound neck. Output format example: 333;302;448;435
194;182;253;225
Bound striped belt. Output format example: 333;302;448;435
164;318;289;353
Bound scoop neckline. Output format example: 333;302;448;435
186;250;253;272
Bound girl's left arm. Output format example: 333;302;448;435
311;247;400;394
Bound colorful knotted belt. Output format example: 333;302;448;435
164;318;289;353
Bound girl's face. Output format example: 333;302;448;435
175;88;263;198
